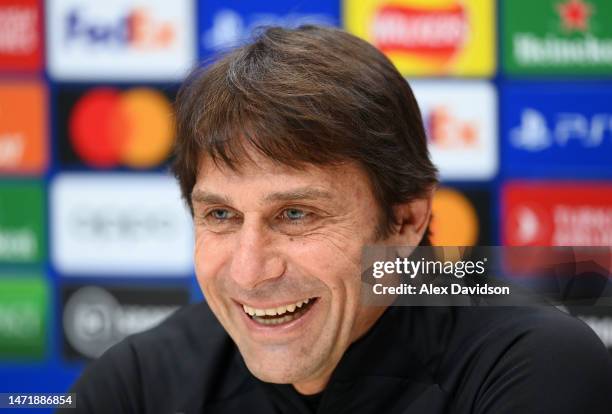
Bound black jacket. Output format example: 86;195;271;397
62;302;612;413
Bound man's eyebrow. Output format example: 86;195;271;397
191;187;333;206
263;188;333;202
191;190;232;205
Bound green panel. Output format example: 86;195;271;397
0;182;45;263
502;0;612;75
0;276;48;359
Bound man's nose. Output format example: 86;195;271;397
229;216;284;290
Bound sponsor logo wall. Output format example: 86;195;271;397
498;0;612;353
56;86;176;169
431;187;492;247
0;0;43;72
502;0;612;76
411;81;498;181
62;285;190;359
0;0;611;393
51;174;193;275
1;0;197;393
0;80;47;173
344;0;496;76
46;0;196;81
0;182;45;263
502;82;612;177
0;276;47;358
502;182;612;246
199;0;339;58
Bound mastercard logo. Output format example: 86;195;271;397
69;88;174;169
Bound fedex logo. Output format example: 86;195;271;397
65;8;174;49
46;0;194;81
411;81;497;181
511;108;612;152
427;106;478;149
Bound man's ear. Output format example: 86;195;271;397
387;188;435;246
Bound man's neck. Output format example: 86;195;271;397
292;368;334;395
291;305;389;395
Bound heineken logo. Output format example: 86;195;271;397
514;33;612;65
504;0;612;73
372;3;468;61
557;0;592;32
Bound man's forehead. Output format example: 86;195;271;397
197;153;358;185
197;152;307;179
193;155;369;204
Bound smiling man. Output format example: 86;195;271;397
64;26;612;413
189;157;409;396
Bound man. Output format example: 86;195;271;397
64;26;612;413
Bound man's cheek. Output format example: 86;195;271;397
193;253;223;306
311;230;364;266
195;235;229;277
290;232;356;263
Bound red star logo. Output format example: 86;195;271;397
556;0;593;32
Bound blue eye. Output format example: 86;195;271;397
284;209;306;220
211;209;231;220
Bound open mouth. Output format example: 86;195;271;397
242;297;318;326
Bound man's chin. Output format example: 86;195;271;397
240;349;322;385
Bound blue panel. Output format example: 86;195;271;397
501;82;612;178
198;0;340;59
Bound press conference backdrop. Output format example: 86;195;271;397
1;0;611;401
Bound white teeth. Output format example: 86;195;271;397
242;305;255;316
242;298;314;318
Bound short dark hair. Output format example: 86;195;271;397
172;25;438;242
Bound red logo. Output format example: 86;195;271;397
372;3;468;61
557;0;593;32
503;182;612;246
68;87;175;169
0;0;42;72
